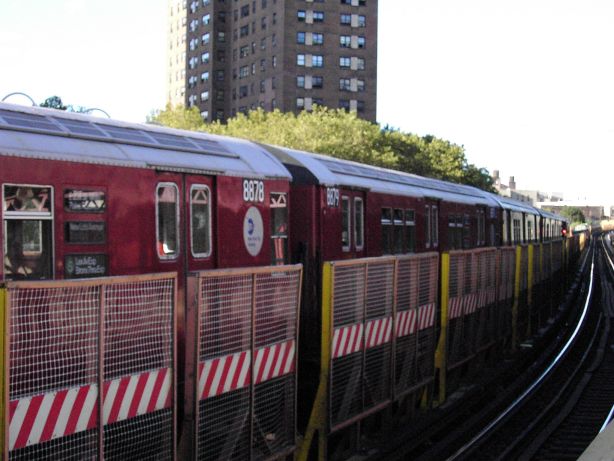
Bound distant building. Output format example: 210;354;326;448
491;170;563;205
167;0;378;123
536;201;605;224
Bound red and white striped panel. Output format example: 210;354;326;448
396;309;417;338
448;297;463;319
103;368;172;425
254;339;295;385
332;323;364;359
365;317;392;349
9;368;171;451
478;291;488;309
465;294;478;315
198;340;296;400
198;350;251;400
418;303;436;330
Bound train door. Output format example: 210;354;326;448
424;200;439;251
340;189;366;259
2;184;53;280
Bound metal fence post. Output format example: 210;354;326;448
434;253;449;404
0;286;6;460
297;262;333;461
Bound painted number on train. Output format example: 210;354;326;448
243;180;265;203
326;187;340;207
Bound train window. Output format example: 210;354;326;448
354;198;364;251
513;218;522;244
270;192;288;265
190;185;211;258
3;184;53;280
405;209;415;253
156;183;179;259
448;215;463;250
477;209;485;246
393;209;404;253
425;206;431;248
527;220;533;242
381;208;392;254
341;195;350;252
431;205;439;248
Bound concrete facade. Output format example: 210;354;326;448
168;0;378;123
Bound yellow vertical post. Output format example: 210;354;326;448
527;245;534;337
297;263;333;461
434;253;450;405
512;246;522;351
0;287;6;459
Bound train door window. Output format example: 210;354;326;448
270;192;288;265
432;205;439;248
190;185;211;258
425;206;431;248
381;208;392;254
503;210;509;245
405;209;415;253
3;185;53;280
341;195;350;252
477;209;485;246
156;183;179;259
448;215;462;250
354;197;364;251
527;219;533;242
393;209;404;253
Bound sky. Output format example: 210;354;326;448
1;0;613;208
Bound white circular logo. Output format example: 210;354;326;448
243;206;264;256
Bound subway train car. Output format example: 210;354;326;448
0;102;571;459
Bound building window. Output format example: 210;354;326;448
239;85;248;98
272;55;277;67
241;4;249;17
260;79;266;93
297;75;305;88
356;100;365;112
312;55;323;67
297;54;306;66
297;9;306;21
261;37;266;50
296;97;305;109
200;91;209;101
239;65;249;78
312;76;323;88
240;45;249;58
312;33;324;45
340;13;351;25
357;36;366;48
297;32;306;44
358;15;366;26
357;79;365;91
340;56;350;68
339;78;351;91
203;14;211;24
201;52;210;63
260;58;266;71
356;57;365;70
313;11;324;21
261;16;267;29
202;33;210;44
240;25;249;36
339;99;350;111
217;31;225;42
216;70;224;80
201;71;209;82
342;195;350;251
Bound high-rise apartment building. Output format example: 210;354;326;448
167;0;378;123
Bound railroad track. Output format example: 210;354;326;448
367;244;593;461
444;235;614;460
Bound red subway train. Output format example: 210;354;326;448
0;103;569;459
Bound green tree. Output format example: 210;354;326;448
149;104;495;191
559;206;586;224
39;96;67;110
147;104;205;131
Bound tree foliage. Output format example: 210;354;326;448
39;96;67;111
149;105;495;192
559;206;586;224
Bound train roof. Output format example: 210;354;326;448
482;192;541;215
266;145;500;206
0;103;291;180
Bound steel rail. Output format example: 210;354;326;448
446;242;595;461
